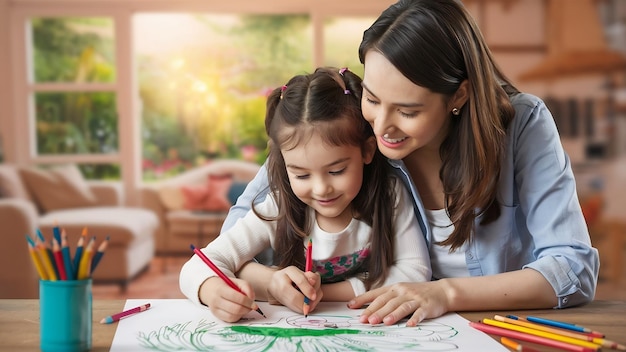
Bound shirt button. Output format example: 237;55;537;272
468;253;474;260
562;297;569;304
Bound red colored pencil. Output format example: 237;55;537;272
52;238;67;280
303;239;313;317
190;244;265;318
100;303;151;324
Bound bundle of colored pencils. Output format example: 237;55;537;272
470;314;626;351
25;226;109;281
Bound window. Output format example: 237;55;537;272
6;2;391;203
135;13;313;180
29;17;120;179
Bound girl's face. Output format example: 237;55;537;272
361;50;452;160
281;132;375;232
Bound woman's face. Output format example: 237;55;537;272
361;50;452;160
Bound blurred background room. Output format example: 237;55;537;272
0;0;625;300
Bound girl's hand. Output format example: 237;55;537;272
267;265;322;314
199;276;257;323
347;281;450;327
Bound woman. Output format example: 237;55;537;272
223;0;599;327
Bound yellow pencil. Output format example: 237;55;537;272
482;318;601;350
498;315;626;351
35;236;57;281
26;237;48;280
77;236;95;280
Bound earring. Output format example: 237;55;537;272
451;107;460;116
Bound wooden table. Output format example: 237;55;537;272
1;299;624;351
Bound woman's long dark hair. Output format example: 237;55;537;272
255;67;396;289
359;0;518;251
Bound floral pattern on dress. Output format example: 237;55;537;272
313;247;370;284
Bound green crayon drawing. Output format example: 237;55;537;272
135;313;460;352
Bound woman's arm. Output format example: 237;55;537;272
510;95;598;307
349;268;556;327
221;162;271;232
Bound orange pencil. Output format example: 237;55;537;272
500;336;540;352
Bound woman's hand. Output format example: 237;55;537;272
347;281;451;327
199;276;257;323
267;265;322;314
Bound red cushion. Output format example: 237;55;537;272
180;174;233;212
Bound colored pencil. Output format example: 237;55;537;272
470;321;598;352
72;228;88;279
482;318;601;350
303;239;313;317
526;316;605;338
60;229;74;281
91;236;110;274
190;244;266;318
500;336;540;352
26;235;48;280
100;303;151;324
52;238;67;280
52;221;61;248
35;234;57;281
77;236;95;280
504;315;626;350
37;229;60;279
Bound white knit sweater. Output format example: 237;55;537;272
179;180;431;305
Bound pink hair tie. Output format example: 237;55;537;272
344;89;350;95
339;67;349;76
280;85;287;99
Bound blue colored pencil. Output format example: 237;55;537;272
90;236;110;274
526;316;605;337
60;229;74;280
52;223;61;247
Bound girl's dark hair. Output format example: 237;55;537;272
256;67;396;289
359;0;518;251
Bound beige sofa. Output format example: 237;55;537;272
0;164;158;297
140;159;261;256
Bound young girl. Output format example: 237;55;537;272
179;67;431;323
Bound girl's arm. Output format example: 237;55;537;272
179;196;276;306
236;262;322;313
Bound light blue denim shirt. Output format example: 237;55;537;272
222;93;599;309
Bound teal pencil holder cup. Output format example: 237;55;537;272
39;279;92;352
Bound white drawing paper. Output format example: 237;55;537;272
109;299;507;351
